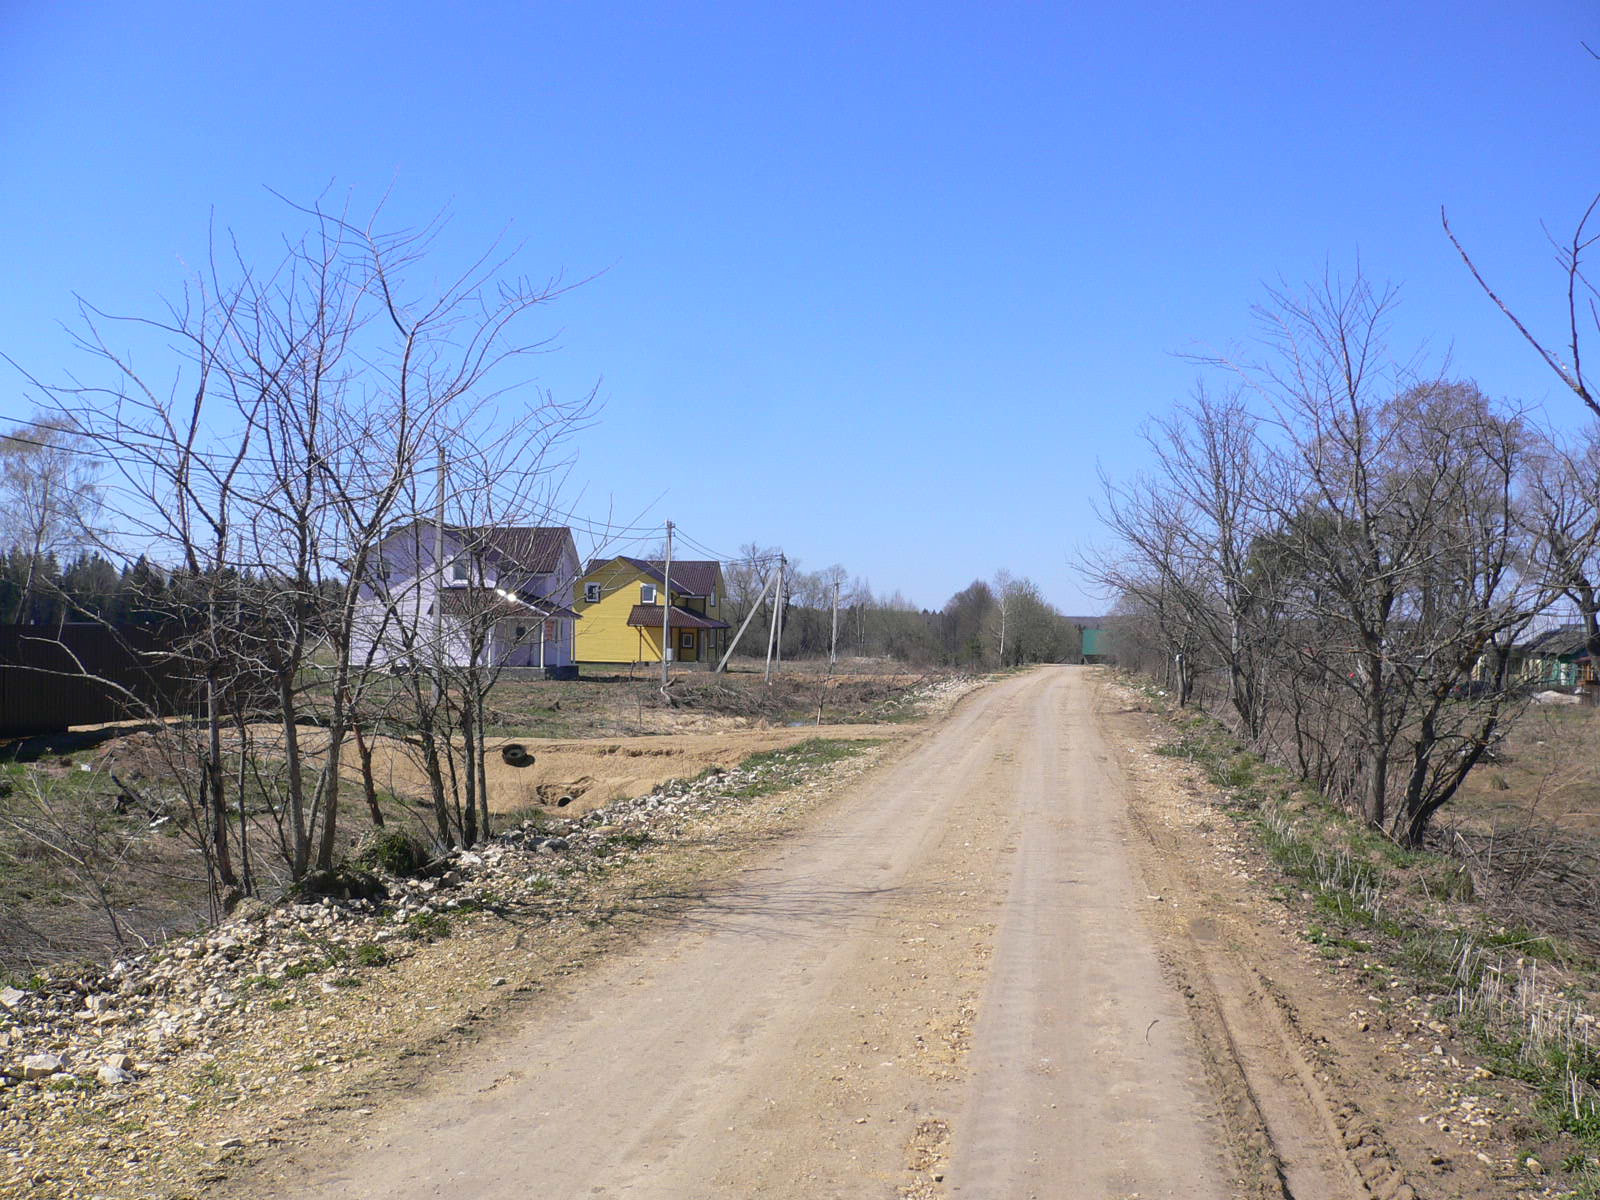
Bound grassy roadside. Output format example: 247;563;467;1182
1143;695;1600;1196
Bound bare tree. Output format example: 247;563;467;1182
1444;196;1600;419
1097;271;1547;845
724;543;777;628
990;569;1014;666
1095;386;1284;733
1251;288;1537;841
17;194;591;905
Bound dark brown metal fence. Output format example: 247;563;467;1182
0;624;199;736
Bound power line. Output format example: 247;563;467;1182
4;430;791;572
673;527;778;566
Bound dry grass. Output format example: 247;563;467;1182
1453;704;1600;837
480;661;938;738
0;756;212;976
1440;704;1600;955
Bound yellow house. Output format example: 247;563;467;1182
573;556;731;665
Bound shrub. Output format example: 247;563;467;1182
292;867;389;903
406;910;452;941
355;829;434;878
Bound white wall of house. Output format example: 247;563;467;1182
351;527;579;671
492;616;575;668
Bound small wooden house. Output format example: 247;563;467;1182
1511;625;1596;689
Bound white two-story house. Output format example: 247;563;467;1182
354;523;582;676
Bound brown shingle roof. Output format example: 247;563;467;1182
476;527;572;575
381;522;573;575
625;604;730;631
585;556;722;598
438;588;581;622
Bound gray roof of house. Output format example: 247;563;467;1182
477;527;573;575
1518;624;1592;658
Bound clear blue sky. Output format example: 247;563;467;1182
2;2;1596;612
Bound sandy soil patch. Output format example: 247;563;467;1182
470;726;901;814
242;723;900;818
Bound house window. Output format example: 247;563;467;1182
449;555;470;583
680;631;695;650
709;589;717;608
544;619;557;642
584;582;601;603
514;625;527;641
641;584;657;604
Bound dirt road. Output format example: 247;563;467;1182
274;668;1410;1198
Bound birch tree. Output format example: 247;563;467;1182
0;416;102;623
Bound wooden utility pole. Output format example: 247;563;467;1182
661;520;673;687
715;567;776;673
764;554;785;683
829;578;840;669
774;555;787;675
433;443;447;700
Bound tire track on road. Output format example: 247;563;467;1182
1102;680;1420;1200
946;669;1233;1199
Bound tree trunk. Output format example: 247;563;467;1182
461;700;478;847
353;723;385;829
279;674;310;876
1362;742;1388;828
315;676;349;872
476;692;491;842
232;710;255;896
205;670;237;890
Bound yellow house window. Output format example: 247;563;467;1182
679;631;695;650
641;584;657;603
583;582;601;602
